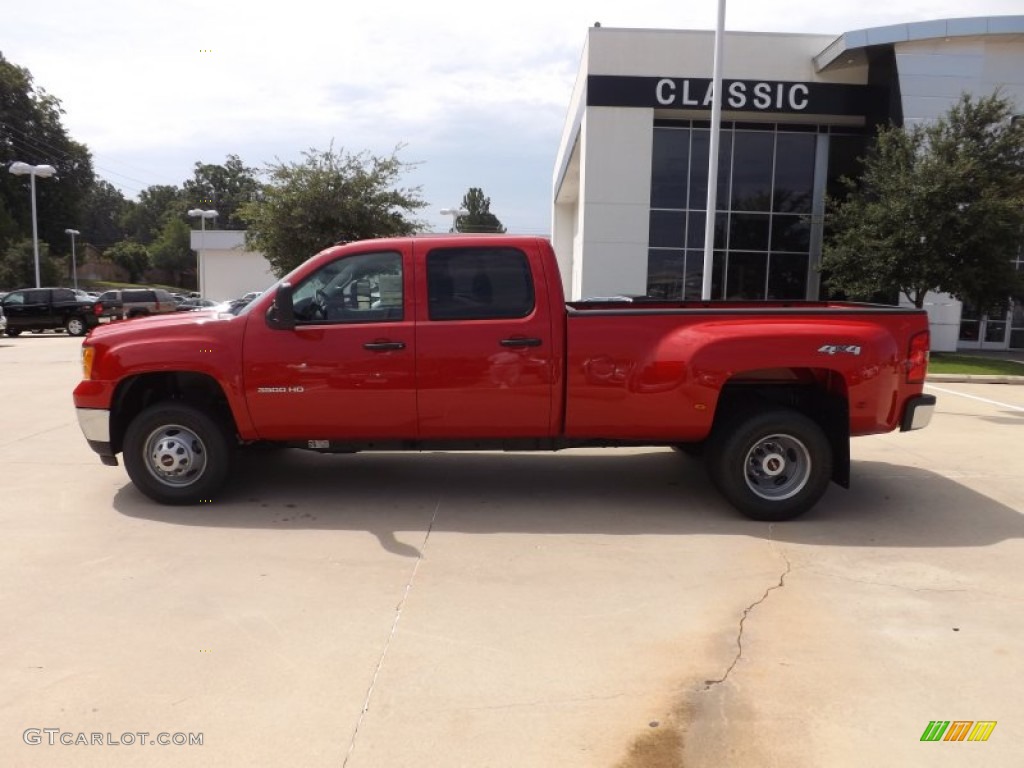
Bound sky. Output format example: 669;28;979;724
4;0;1023;235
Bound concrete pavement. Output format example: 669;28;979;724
1;335;1021;767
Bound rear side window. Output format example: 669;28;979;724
427;247;534;321
124;290;150;302
98;291;117;302
53;289;75;302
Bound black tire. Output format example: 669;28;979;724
706;408;831;522
65;315;88;336
123;403;233;504
5;329;22;337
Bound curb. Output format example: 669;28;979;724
927;373;1024;385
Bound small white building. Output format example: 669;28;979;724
189;230;277;302
552;17;1024;351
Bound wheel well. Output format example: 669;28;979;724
715;368;851;488
110;372;236;454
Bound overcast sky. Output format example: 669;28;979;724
4;0;1023;235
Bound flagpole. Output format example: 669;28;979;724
701;0;726;300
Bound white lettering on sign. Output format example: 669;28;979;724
752;82;772;109
656;78;675;105
727;81;746;108
681;80;698;106
789;83;809;110
653;79;813;112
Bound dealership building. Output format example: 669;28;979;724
552;16;1024;351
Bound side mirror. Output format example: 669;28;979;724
267;282;296;330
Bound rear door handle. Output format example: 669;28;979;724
500;337;542;348
363;341;406;351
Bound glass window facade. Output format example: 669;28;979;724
648;120;865;301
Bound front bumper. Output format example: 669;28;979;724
900;394;937;431
76;407;118;465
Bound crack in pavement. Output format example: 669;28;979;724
703;525;791;690
342;499;441;768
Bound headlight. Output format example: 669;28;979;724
82;345;95;380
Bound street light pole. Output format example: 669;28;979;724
187;209;219;296
439;207;469;233
65;229;80;290
9;162;57;288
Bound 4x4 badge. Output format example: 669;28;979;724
817;344;861;356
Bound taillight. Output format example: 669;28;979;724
93;302;103;316
906;330;929;384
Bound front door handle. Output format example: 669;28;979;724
500;337;542;348
363;341;406;351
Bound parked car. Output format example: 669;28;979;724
1;287;106;336
96;288;177;319
176;298;219;311
0;303;6;335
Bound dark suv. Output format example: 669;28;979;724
96;288;177;319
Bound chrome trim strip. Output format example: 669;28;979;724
76;408;110;443
909;403;935;430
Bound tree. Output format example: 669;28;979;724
240;144;426;276
150;217;194;288
122;185;185;245
0;238;62;289
104;240;151;284
1;53;94;259
823;92;1024;308
455;187;506;233
79;179;130;247
182;154;259;230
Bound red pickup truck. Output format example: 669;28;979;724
73;235;934;521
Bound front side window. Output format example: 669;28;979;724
427;247;534;321
3;291;26;306
291;250;403;324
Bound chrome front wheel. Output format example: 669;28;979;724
123;403;232;504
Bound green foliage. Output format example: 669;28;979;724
823;92;1024;308
104;240;151;284
122;185;186;245
239;144;427;276
0;53;94;258
928;353;1024;376
182;155;259;230
0;238;62;289
79;179;130;247
150;218;195;288
455;187;506;233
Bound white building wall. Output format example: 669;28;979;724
900;291;962;352
189;230;277;301
576;107;653;299
587;29;857;83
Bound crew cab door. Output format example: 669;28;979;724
242;247;417;440
414;242;555;438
